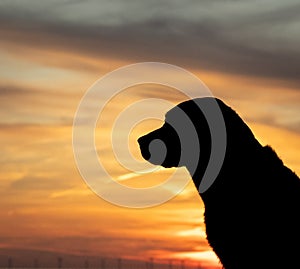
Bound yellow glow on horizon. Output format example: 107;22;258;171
0;34;299;269
170;251;221;268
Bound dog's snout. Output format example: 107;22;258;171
138;135;151;160
137;135;149;148
138;124;181;168
137;136;145;145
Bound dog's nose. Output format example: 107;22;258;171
138;135;150;146
137;136;143;145
138;135;151;160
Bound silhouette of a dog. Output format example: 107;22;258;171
138;97;300;269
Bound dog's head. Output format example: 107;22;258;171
138;97;260;191
138;98;219;171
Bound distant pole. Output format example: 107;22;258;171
181;260;185;269
169;259;173;269
150;257;154;269
58;256;63;268
117;258;122;269
8;257;13;268
101;258;106;269
34;258;39;268
85;259;89;269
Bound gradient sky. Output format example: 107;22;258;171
1;1;300;268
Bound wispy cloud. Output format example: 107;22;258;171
0;1;300;82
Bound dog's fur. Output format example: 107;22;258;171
138;98;300;269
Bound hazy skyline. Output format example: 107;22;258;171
0;1;300;268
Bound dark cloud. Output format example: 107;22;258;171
0;85;34;96
0;1;300;82
0;83;77;125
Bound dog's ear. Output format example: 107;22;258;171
213;99;258;149
164;100;212;177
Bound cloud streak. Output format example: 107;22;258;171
0;1;300;83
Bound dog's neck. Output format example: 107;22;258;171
187;133;262;205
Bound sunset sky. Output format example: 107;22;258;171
1;1;300;268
